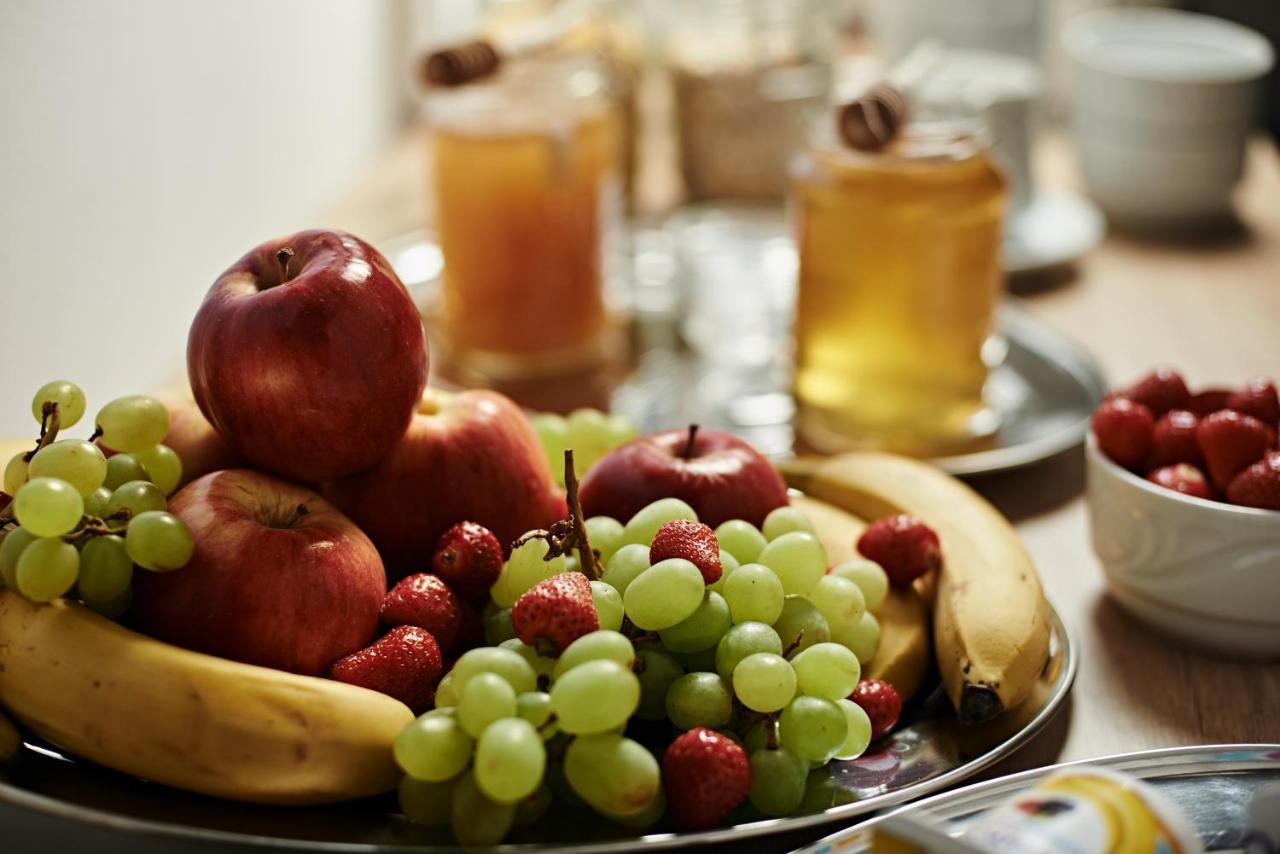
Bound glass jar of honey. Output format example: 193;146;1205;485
428;56;622;381
790;116;1005;457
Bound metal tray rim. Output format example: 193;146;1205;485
797;742;1280;853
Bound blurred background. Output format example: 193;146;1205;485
1;0;1275;442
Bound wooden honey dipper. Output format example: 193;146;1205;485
419;1;587;88
421;40;503;87
835;41;942;151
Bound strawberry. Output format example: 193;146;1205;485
650;519;722;584
1121;368;1190;417
432;521;503;604
380;573;462;653
1147;464;1214;500
1091;398;1154;468
850;679;901;741
1188;388;1232;418
511;572;598;654
329;625;442;714
856;514;941;587
661;728;751;830
1197;410;1276;492
1226;451;1280;510
1225;377;1280;427
1146;409;1202;469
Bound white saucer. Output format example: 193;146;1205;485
1004;191;1105;275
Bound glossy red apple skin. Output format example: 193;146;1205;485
324;389;563;579
187;230;428;483
162;396;245;488
132;469;387;676
579;428;789;528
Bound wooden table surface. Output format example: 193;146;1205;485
323;129;1280;774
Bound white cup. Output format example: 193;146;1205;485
914;49;1044;216
1063;8;1274;230
868;0;1043;63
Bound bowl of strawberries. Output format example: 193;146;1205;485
1085;368;1280;658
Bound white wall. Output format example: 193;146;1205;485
0;0;411;437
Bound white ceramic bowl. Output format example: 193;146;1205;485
1085;436;1280;658
1063;8;1274;229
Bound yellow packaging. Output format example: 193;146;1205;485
957;766;1202;854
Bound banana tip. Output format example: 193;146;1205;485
958;683;1004;726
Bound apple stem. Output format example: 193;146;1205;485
563;450;601;581
0;403;63;525
285;503;309;528
276;247;295;282
681;423;699;460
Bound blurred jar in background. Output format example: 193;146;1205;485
428;56;622;381
663;0;833;202
791;114;1005;457
482;0;646;210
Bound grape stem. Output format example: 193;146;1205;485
509;449;601;580
26;402;62;462
681;423;699;460
0;402;63;525
64;510;132;546
782;630;805;658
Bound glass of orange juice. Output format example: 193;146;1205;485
428;56;622;381
790;117;1005;457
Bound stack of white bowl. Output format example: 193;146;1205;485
1064;9;1274;230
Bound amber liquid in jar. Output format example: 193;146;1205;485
791;124;1005;456
431;61;621;379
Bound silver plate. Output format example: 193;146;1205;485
796;744;1280;853
380;232;1107;479
0;605;1075;852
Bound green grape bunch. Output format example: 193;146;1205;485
393;494;895;845
529;408;637;489
0;381;194;616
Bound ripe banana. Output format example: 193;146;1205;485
0;592;413;804
791;494;931;702
786;453;1051;726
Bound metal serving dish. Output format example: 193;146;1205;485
0;605;1074;853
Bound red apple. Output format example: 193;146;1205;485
579;426;789;528
324;389;564;579
187;229;428;483
132;469;386;676
161;395;245;488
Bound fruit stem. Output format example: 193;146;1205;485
285;503;309;528
0;403;62;524
276;247;295;281
681;423;699;459
782;631;805;658
26;402;62;462
765;715;779;750
563;450;600;581
64;510;131;545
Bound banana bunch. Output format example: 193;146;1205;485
787;452;1052;726
0;592;413;804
